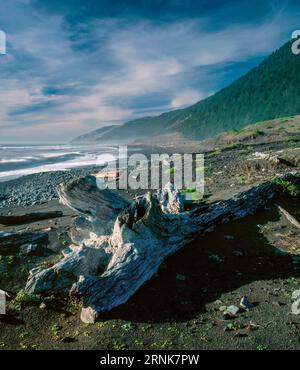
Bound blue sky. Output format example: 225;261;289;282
0;0;299;143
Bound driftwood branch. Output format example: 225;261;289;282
0;211;63;226
276;204;300;229
25;174;299;319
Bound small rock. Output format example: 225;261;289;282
291;290;300;302
209;254;224;263
240;296;254;310
232;250;244;257
176;274;186;281
20;244;39;255
0;290;7;315
39;302;46;309
245;322;259;331
223;305;240;319
80;306;98;324
291;299;300;315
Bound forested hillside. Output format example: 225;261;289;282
73;41;300;143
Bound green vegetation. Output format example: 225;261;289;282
257;344;269;351
181;188;196;194
9;289;42;311
254;130;265;137
7;255;16;264
272;178;300;197
288;137;299;143
111;341;127;350
165;167;176;174
50;324;61;336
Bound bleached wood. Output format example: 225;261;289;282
26;175;281;317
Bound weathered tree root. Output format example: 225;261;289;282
25;174;299;318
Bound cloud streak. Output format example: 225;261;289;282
0;0;299;142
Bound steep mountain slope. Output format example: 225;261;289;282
73;41;300;143
71;125;118;144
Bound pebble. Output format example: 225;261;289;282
232;250;244;257
240;296;254;310
291;299;300;315
80;307;98;324
209;254;224;263
291;290;300;302
223;305;240;319
224;235;235;240
0;168;99;209
291;290;300;316
20;244;39;255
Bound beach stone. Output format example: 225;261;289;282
176;274;186;281
291;290;300;302
0;290;6;315
240;296;254;310
232;250;244;257
223;305;240;319
80;307;98;324
291;299;300;315
20;244;39;255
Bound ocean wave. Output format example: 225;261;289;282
0;152;116;181
0;158;30;163
39;152;81;159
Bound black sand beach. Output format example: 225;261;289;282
1;127;300;349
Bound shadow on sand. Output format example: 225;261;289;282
102;195;300;323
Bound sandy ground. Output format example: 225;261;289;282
0;134;300;350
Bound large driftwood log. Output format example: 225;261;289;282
25;174;298;316
0;211;63;226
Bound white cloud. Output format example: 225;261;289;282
171;89;204;108
0;0;299;142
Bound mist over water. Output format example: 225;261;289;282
0;144;117;182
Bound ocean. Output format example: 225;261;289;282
0;144;117;182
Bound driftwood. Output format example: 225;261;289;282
0;211;63;226
26;173;294;319
276;204;300;229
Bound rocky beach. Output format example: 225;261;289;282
0;168;101;209
0;118;300;350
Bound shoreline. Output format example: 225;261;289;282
0;134;300;349
0;166;102;210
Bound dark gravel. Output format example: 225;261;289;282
0;167;101;209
